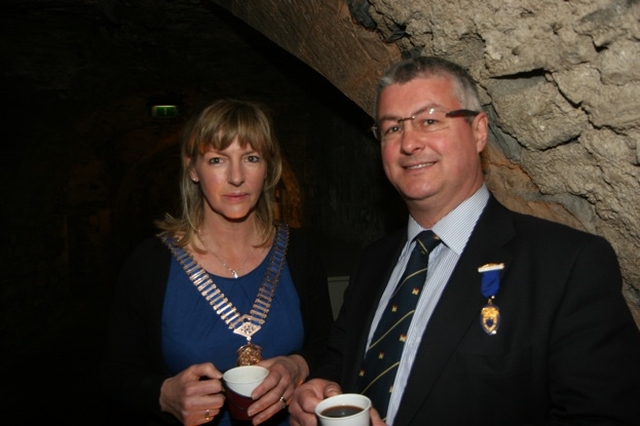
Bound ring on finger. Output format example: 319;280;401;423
279;395;287;409
204;409;211;422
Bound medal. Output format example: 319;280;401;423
481;299;500;335
236;343;263;366
478;263;504;335
233;315;263;365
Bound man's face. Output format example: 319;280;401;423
376;75;487;221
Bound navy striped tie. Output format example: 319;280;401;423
357;230;440;421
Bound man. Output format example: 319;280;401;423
288;56;640;425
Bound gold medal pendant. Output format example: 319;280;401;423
236;342;263;366
480;300;501;335
478;263;504;336
233;315;264;365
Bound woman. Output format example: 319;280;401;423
102;99;334;425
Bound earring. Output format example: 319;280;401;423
191;177;199;183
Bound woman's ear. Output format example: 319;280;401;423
185;157;199;183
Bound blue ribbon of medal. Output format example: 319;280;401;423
478;263;504;335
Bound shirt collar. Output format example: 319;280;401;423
407;184;490;255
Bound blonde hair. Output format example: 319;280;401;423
156;99;283;247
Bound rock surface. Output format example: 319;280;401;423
214;0;640;323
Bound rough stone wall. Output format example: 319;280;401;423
214;0;640;325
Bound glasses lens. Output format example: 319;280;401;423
375;109;478;141
413;110;448;133
378;121;402;140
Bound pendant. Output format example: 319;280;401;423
233;315;263;365
233;314;262;339
231;270;239;279
478;263;504;336
236;342;263;366
480;301;500;335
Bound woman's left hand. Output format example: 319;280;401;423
246;354;308;424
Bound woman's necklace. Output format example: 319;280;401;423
197;229;256;279
160;224;290;365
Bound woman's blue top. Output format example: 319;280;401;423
162;240;303;426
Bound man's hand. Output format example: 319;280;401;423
288;378;341;426
370;406;388;426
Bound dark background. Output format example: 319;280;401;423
0;2;405;422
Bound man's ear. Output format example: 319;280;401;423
473;112;488;153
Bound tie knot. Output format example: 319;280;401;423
414;230;441;254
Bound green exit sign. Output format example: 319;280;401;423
151;105;180;117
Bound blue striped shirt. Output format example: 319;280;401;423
367;185;490;425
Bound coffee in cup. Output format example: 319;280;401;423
320;404;364;417
315;393;371;426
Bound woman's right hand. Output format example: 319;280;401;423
159;362;225;425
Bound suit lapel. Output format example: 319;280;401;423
395;196;515;424
343;229;407;391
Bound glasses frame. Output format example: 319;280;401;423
371;109;480;140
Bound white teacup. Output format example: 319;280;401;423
315;393;371;426
223;365;268;397
223;365;268;421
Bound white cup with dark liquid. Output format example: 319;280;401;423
315;393;371;426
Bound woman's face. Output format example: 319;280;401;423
189;137;267;222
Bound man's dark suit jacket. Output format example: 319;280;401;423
314;195;640;425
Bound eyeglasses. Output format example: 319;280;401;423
371;108;480;141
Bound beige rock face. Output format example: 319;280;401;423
213;0;640;326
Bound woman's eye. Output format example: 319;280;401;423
246;155;261;163
208;157;222;164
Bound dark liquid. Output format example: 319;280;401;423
320;405;363;418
